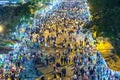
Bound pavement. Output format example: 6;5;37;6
2;0;120;80
33;0;91;79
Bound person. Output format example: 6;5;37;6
53;72;57;79
83;74;88;80
5;73;8;80
62;42;65;48
53;41;56;55
52;56;56;63
62;68;66;77
0;74;4;79
0;68;3;74
53;63;56;71
73;74;77;80
41;75;45;80
56;52;60;58
7;75;11;80
47;35;50;45
45;56;49;66
60;57;63;65
64;57;66;64
56;62;61;67
10;73;15;80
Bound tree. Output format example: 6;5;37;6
88;0;120;38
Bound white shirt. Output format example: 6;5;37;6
74;74;77;79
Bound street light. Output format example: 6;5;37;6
0;25;4;33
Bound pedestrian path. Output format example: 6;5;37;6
0;0;120;80
33;0;120;79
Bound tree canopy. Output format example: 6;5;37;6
88;0;120;38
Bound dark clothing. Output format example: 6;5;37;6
11;74;15;80
62;68;66;77
41;76;45;80
61;57;63;64
56;62;61;67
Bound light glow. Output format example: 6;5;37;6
0;25;4;33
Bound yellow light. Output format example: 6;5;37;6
96;38;113;53
88;6;90;10
40;3;44;7
89;15;93;20
0;25;4;33
30;8;34;14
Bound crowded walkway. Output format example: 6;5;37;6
0;0;120;80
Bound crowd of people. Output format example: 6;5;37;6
72;42;120;80
0;0;120;80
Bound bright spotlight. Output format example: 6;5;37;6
0;25;4;33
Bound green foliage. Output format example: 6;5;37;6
87;0;120;56
0;2;37;36
88;0;120;38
